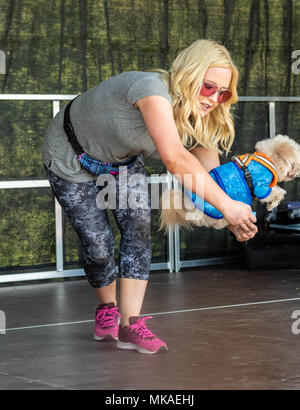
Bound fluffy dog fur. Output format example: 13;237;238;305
159;135;300;232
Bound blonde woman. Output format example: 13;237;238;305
42;39;257;355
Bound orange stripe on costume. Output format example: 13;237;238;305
236;152;278;187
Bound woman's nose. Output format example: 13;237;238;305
208;91;219;104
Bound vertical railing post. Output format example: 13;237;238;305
172;175;181;272
52;100;64;272
167;171;174;272
269;102;276;138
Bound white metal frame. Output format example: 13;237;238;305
0;95;299;282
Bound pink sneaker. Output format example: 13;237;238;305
116;316;168;354
94;302;121;341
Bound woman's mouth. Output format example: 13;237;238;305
200;102;211;112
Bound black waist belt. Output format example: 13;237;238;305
63;97;84;156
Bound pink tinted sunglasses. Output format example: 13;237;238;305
199;81;232;103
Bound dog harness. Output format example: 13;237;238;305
234;152;278;187
185;152;278;219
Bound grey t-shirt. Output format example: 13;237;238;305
42;71;172;182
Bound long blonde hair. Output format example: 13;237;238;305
153;39;239;155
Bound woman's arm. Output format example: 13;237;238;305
135;95;256;228
189;146;220;172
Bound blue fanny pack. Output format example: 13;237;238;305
63;97;137;176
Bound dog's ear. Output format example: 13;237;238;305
269;142;295;180
268;136;300;179
286;141;300;179
293;144;300;178
287;161;300;180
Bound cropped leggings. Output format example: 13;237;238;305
44;154;152;288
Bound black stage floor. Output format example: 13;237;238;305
0;266;300;390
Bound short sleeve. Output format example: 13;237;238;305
254;185;272;200
252;167;274;199
126;75;172;106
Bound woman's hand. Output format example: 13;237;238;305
221;198;257;229
227;221;258;242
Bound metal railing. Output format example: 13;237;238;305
0;94;299;283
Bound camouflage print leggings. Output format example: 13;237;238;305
44;154;152;288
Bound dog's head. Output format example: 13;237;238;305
255;134;300;182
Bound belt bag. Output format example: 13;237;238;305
63;97;137;176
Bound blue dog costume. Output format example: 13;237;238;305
185;152;278;219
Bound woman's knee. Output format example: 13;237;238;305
115;207;151;239
83;232;115;265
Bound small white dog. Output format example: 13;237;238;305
159;134;300;232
